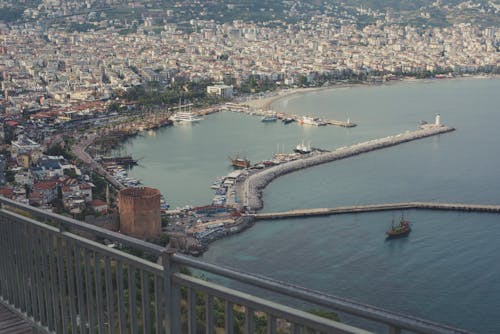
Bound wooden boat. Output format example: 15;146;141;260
230;157;250;169
386;216;411;238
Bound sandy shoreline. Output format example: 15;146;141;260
239;86;338;110
238;74;499;111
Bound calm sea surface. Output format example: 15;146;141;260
123;78;500;333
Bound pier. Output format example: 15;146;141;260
253;202;500;220
240;124;455;211
326;119;356;127
225;103;357;127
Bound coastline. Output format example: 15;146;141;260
239;85;340;111
105;75;499;255
76;73;499;200
238;73;499;112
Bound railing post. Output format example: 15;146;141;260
162;246;180;334
388;325;402;334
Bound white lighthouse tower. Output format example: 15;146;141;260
435;114;441;126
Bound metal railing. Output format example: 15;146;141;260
0;197;471;334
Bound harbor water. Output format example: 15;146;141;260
122;78;500;333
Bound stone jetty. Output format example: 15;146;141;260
242;125;455;211
253;202;500;220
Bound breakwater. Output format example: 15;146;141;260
242;125;455;211
253;202;500;220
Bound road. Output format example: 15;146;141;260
71;134;125;190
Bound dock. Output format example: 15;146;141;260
240;125;455;211
253;202;500;220
326;119;357;127
224;103;357;128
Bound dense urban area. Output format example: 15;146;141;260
0;0;498;251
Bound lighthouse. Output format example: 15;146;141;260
435;114;441;126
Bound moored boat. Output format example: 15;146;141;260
169;111;202;123
230;157;250;169
299;116;327;126
261;112;278;122
293;141;312;154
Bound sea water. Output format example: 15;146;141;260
123;78;500;333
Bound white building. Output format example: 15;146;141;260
207;84;233;98
10;136;42;162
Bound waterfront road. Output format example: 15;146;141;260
72;134;125;190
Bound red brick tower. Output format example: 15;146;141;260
118;187;161;239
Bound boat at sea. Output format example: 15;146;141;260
299;116;327;126
294;141;312;154
386;215;411;238
282;117;295;124
261;112;278;122
230;157;251;169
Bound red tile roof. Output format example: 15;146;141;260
90;199;107;207
33;180;58;191
0;188;14;198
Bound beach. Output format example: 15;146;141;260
238;74;499;112
238;86;341;110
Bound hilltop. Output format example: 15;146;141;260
0;0;498;28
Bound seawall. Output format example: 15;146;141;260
253;202;500;220
243;125;455;211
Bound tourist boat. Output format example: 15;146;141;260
261;112;278;122
230;157;250;169
169;111;202;123
386;216;411;238
300;116;327;126
294;141;312;154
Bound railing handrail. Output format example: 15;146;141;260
0;196;164;256
174;273;372;334
0;196;473;334
172;253;471;334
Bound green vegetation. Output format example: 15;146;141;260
178;290;339;333
308;309;340;322
239;76;277;94
91;173;107;201
45;140;76;161
124;80;226;107
5;170;15;183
